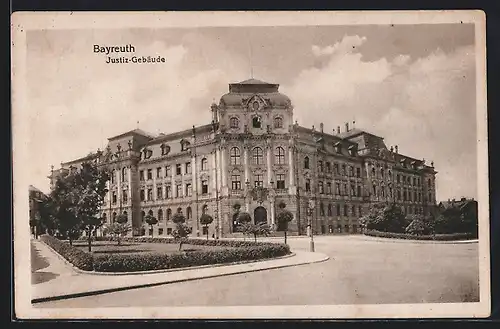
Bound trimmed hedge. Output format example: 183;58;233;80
40;234;93;270
44;235;291;272
364;230;476;241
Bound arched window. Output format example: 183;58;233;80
201;158;208;171
166;208;172;221
176;207;182;214
230;147;241;165
111;170;116;184
121;167;127;182
202;204;208;215
123;211;128;218
230;117;239;129
112;212;117;223
148;210;153;217
304;156;310;169
275;146;285;164
141;211;145;222
320;202;325;216
102;213;107;223
327;204;333;216
274;116;283;128
252;147;264;165
187;206;192;219
158;209;163;221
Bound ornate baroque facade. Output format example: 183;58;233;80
49;79;437;237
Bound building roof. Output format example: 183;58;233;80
108;128;156;141
234;78;275;85
29;185;43;193
439;198;477;210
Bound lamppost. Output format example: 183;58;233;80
307;199;315;252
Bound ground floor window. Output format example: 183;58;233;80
148;228;153;236
202;226;208;235
167;227;172;235
158;228;164;235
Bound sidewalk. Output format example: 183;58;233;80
348;234;479;244
31;239;329;303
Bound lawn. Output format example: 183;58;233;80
72;241;233;255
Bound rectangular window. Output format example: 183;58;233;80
254;174;264;187
342;164;347;176
202;180;208;194
111;172;115;184
157;187;163;199
185;162;192;174
326;162;331;173
318;181;324;194
140;189;145;201
413;177;416;186
359;206;362;216
147;189;153;200
176;164;182;176
357;185;361;197
202;226;208;235
157;167;162;178
397;174;400;183
112;191;117;204
326;182;332;194
350;183;356;196
186;183;192;197
231;175;241;190
147;169;153;180
166;185;172;198
176;184;182;198
349;166;354;177
336;204;341;216
335;183;341;195
344;205;348;216
318;161;323;172
343;183;348;196
165;166;171;177
334;163;339;175
139;170;144;181
305;179;311;192
167;228;172;235
158;228;164;235
356;167;361;178
123;190;128;203
276;174;285;189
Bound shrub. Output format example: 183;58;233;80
40;234;93;270
43;235;291;272
364;230;475;241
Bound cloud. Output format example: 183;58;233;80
282;35;477;201
311;35;367;57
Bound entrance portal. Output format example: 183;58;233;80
254;206;267;225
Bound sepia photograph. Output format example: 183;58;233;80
12;10;489;319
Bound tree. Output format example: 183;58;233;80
360;202;407;233
103;222;131;245
242;222;272;242
145;214;158;237
171;211;191;250
49;161;110;251
200;213;214;240
236;212;252;240
405;214;434;235
276;202;293;244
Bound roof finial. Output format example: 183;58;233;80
136;120;139;129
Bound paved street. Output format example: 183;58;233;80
35;236;479;308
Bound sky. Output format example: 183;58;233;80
25;24;477;201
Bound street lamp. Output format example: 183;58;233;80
307;199;315;252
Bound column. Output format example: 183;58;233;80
270;199;275;226
211;152;217;197
244;147;250;183
116;169;121;205
170;166;175;199
288;147;295;186
128;167;132;206
266;146;272;186
191;155;197;194
152;168;157;200
216;148;222;190
221;148;227;187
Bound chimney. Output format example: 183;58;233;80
320;122;324;133
337;126;341;134
352;120;356;129
312;125;315;132
345;122;349;132
390;146;394;152
395;145;398;154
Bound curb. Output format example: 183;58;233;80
34;240;294;276
32;253;329;304
356;235;479;244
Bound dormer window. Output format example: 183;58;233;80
252;116;262;128
230;117;239;129
160;143;171;156
274;116;283;129
180;139;190;151
143;148;152;159
334;142;342;154
348;145;357;156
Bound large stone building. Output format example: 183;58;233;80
48;79;437;237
